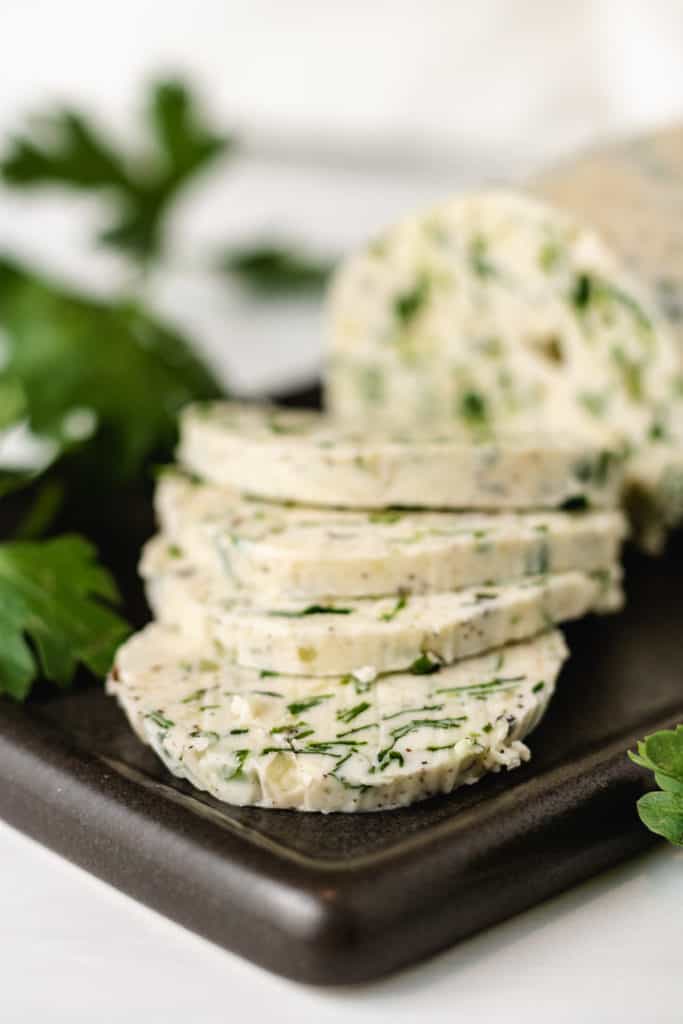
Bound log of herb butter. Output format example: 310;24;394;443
325;190;683;545
177;400;624;510
534;129;683;550
108;622;567;812
153;470;627;600
534;124;683;354
141;539;621;676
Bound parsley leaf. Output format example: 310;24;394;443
0;535;130;701
221;243;332;295
1;79;230;264
629;725;683;845
0;258;221;483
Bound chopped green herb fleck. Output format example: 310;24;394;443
459;389;489;426
469;235;496;277
270;723;314;740
436;675;525;696
336;701;371;725
394;275;430;326
612;348;644;401
146;710;174;730
224;749;249;782
571;273;593;310
358;365;384;403
377;750;405;771
379;593;408;622
336;723;378;738
382;704;444;721
560;495;589;511
181;688;206;704
199;659;220;672
287;694;333;717
538;241;562;272
526;542;549;575
578;391;607;418
409;653;442;675
297;646;317;663
368;509;404;524
269;604;353;617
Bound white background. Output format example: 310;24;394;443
1;3;682;1019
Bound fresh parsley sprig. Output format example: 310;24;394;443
1;80;230;265
0;535;129;700
0;257;221;484
629;726;683;846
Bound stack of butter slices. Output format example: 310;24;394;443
109;401;627;812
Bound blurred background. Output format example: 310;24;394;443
2;0;683;396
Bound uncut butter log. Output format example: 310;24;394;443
142;539;621;676
325;189;683;550
108;623;567;813
534;124;683;353
534;131;683;549
177;401;624;511
153;471;627;600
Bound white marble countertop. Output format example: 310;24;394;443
1;818;681;1023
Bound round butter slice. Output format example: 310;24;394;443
108;623;567;812
326;190;679;452
178;401;623;510
154;472;627;600
142;542;621;676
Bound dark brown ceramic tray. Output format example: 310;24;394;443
0;383;680;985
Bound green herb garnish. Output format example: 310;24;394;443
0;536;129;700
1;80;229;265
0;258;220;484
629;726;683;845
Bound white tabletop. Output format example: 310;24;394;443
1;818;681;1023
